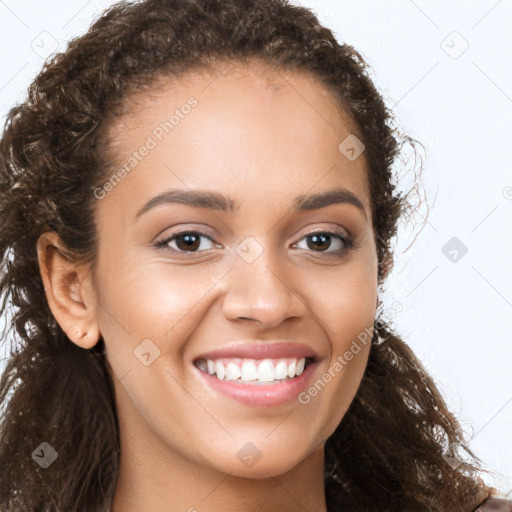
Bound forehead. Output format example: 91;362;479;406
100;61;370;215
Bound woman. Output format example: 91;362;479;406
0;0;509;510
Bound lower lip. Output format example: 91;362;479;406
194;362;317;407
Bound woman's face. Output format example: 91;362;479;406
88;62;378;478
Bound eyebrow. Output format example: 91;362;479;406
133;187;367;222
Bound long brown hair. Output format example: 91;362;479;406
0;0;499;510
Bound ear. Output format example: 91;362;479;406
36;231;100;349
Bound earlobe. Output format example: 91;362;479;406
36;231;100;350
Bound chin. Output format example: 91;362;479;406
206;445;311;480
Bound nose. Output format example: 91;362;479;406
222;248;306;329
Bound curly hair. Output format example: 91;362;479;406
0;0;499;510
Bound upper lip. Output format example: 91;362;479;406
193;341;319;362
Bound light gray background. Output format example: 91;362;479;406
0;0;510;493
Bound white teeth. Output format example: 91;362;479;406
197;357;308;383
296;358;305;376
215;361;225;380
257;359;275;381
287;360;296;378
240;361;258;381
225;362;241;380
274;359;288;380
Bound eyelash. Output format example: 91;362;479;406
153;229;356;258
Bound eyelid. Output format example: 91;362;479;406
291;229;356;253
154;228;219;250
295;225;350;240
155;223;351;243
153;225;357;256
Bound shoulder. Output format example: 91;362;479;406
474;496;512;511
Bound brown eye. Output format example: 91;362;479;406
154;230;217;253
174;233;201;251
306;233;331;252
293;230;354;257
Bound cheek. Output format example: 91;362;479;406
308;262;377;340
296;263;376;434
325;269;376;395
96;261;223;362
322;278;374;376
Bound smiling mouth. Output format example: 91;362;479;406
194;357;315;385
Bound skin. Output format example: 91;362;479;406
37;60;379;512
